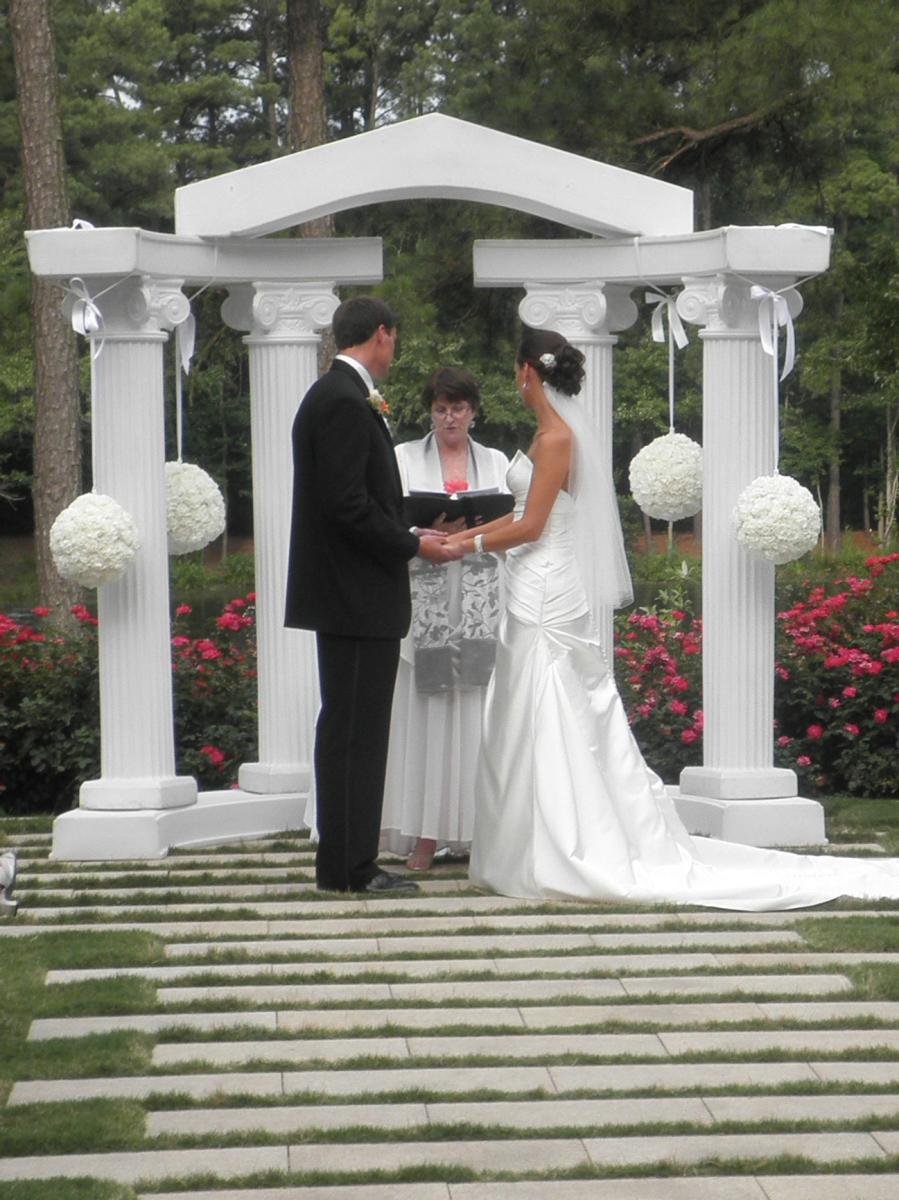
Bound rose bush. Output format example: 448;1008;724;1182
773;552;899;797
0;594;258;815
614;605;704;782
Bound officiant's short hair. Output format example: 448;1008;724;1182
333;297;398;350
422;366;481;413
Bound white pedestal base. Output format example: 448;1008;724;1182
239;762;312;795
79;776;197;811
679;766;797;800
51;789;310;861
671;788;827;847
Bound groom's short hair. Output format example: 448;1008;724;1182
333;297;398;350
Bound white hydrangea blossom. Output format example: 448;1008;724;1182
165;462;226;555
629;431;703;521
732;473;821;564
50;493;141;587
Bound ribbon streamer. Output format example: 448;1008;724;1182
646;291;689;351
67;277;105;362
646;290;689;433
750;285;796;382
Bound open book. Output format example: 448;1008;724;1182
404;487;514;529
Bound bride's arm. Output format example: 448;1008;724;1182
447;430;571;555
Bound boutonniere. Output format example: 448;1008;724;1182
368;389;390;417
444;479;469;498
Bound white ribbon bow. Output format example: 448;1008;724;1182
646;291;689;350
751;285;795;381
176;313;196;376
68;277;105;361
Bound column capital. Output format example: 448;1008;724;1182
64;275;190;341
222;281;339;341
519;281;638;340
676;274;803;334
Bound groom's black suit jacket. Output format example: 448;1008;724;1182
285;358;419;637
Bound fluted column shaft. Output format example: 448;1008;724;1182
519;282;638;660
223;283;339;794
678;275;799;799
80;276;196;810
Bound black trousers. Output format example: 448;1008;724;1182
313;632;401;891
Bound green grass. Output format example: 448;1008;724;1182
1;1184;137;1200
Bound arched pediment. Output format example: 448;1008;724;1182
175;113;693;240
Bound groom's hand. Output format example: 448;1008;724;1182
417;535;464;563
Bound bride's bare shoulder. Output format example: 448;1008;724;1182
532;424;572;458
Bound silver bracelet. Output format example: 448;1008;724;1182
473;533;486;553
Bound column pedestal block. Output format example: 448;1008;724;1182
679;765;798;800
239;761;312;794
79;776;197;811
52;789;308;861
671;788;826;847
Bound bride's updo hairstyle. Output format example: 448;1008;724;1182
517;328;585;397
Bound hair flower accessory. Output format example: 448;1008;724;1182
539;352;556;368
369;389;390;416
629;431;703;522
444;479;469;496
732;472;821;564
50;492;141;587
165;461;227;555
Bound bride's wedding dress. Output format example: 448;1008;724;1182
470;450;899;910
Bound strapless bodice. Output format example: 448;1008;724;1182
504;450;589;625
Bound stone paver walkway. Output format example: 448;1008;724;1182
2;828;898;1198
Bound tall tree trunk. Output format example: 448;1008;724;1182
824;221;847;555
285;0;336;370
9;0;82;620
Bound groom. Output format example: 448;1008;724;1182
285;296;461;893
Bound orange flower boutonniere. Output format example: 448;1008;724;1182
368;389;391;417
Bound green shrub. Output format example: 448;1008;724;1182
0;595;258;815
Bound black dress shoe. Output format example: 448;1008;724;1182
356;869;420;894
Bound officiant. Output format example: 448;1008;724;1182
381;367;511;872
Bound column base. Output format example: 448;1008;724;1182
52;788;310;861
679;765;798;800
79;775;197;811
670;787;826;847
239;761;312;794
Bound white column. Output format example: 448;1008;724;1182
673;274;824;845
222;282;339;795
78;277;197;812
519;282;637;660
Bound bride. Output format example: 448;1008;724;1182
445;327;899;911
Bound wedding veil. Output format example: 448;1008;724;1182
543;384;634;613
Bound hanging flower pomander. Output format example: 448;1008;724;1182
50;493;141;587
732;473;821;565
165;461;226;555
629;431;703;522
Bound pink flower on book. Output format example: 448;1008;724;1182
444;479;469;494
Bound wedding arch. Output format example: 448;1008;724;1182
25;113;832;860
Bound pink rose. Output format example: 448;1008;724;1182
175;604;192;616
444;478;469;494
874;709;889;724
681;728;699;744
796;755;812;767
842;686;857;698
32;606;50;617
843;723;860;736
807;724;825;740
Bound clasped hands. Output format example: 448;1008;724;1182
416;511;467;564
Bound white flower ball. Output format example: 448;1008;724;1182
629;431;703;521
50;493;141;587
165;462;226;555
732;473;821;564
